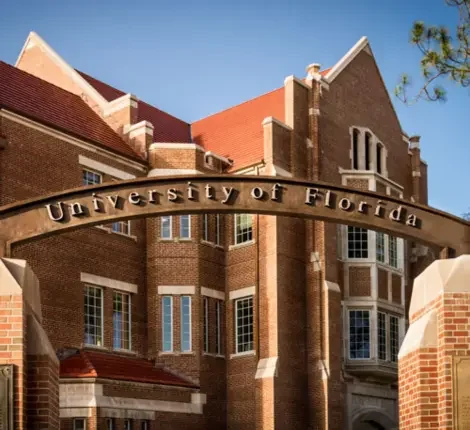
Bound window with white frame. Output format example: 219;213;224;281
113;291;131;350
112;220;131;236
215;300;222;354
376;232;385;263
347;226;368;259
235;214;253;245
390;315;399;363
389;236;398;268
74;418;86;430
352;128;359;170
161;216;172;239
180;215;191;239
181;296;192;352
377;312;387;360
235;296;254;353
162;296;173;352
203;297;209;353
202;214;209;241
107;418;115;430
215;214;221;246
84;285;103;346
124;419;133;430
349;310;370;359
82;169;102;186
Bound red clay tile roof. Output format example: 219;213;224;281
77;70;192;143
192;87;285;171
0;62;144;162
60;349;198;388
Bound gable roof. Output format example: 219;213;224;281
0;61;145;162
192;87;285;171
77;70;191;143
60;349;198;388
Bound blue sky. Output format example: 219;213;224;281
0;0;468;217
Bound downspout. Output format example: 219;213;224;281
255;164;261;359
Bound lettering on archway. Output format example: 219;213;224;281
0;175;468;255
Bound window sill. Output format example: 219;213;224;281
203;352;225;359
158;351;196;356
83;344;108;351
158;351;176;356
178;238;193;242
230;350;256;359
112;348;136;356
201;240;224;250
93;225;137;241
229;240;255;251
180;351;196;356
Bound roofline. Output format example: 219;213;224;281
324;36;369;83
59;375;199;389
16;32;109;109
0;107;148;168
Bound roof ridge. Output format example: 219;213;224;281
192;86;283;124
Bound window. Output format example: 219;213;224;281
352;129;359;170
181;296;192;352
74;418;86;430
235;214;253;245
124;419;133;430
112;220;131;236
215;214;221;246
347;227;368;259
376;232;385;263
202;214;209;241
82;169;101;186
235;296;254;353
377;312;387;360
349;310;370;359
84;285;103;346
107;418;115;430
113;291;131;350
215;300;222;355
162;296;173;352
389;236;398;268
203;297;209;353
141;421;150;430
180;215;191;239
365;132;371;170
390;315;399;363
377;143;383;174
161;216;172;239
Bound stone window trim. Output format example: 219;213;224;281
80;273;138;295
179;215;191;240
349;126;388;176
161;296;173;353
79;155;136;180
73;418;87;430
157;286;196;295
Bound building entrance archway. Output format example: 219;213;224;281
352;408;397;430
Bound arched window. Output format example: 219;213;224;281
365;132;371;170
376;143;383;174
352;128;359;170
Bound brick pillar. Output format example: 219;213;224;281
0;258;59;429
399;254;470;429
409;135;421;202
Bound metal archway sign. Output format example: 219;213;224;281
0;175;468;256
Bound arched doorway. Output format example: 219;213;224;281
352;408;397;430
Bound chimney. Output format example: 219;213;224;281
306;63;321;76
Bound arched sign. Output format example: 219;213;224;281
0;175;468;256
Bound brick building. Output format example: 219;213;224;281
0;32;433;429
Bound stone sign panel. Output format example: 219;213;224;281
453;357;470;429
0;365;13;430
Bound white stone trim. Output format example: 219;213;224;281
124;121;154;138
103;94;138;117
272;165;293;178
147;168;202;177
306;138;313;148
324;280;341;293
0;110;146;171
255;357;278;379
410;141;420;150
158;286;196;295
60;408;93;418
325;36;369;83
15;32;109;109
101;408;155;420
149;143;204;151
78;155;136;180
412;171;421;177
205;151;233;165
398;309;437;358
201;287;225;301
60;384;204;414
80;273;138;294
229;286;256;301
261;116;293;131
191;393;207;405
283;75;311;89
